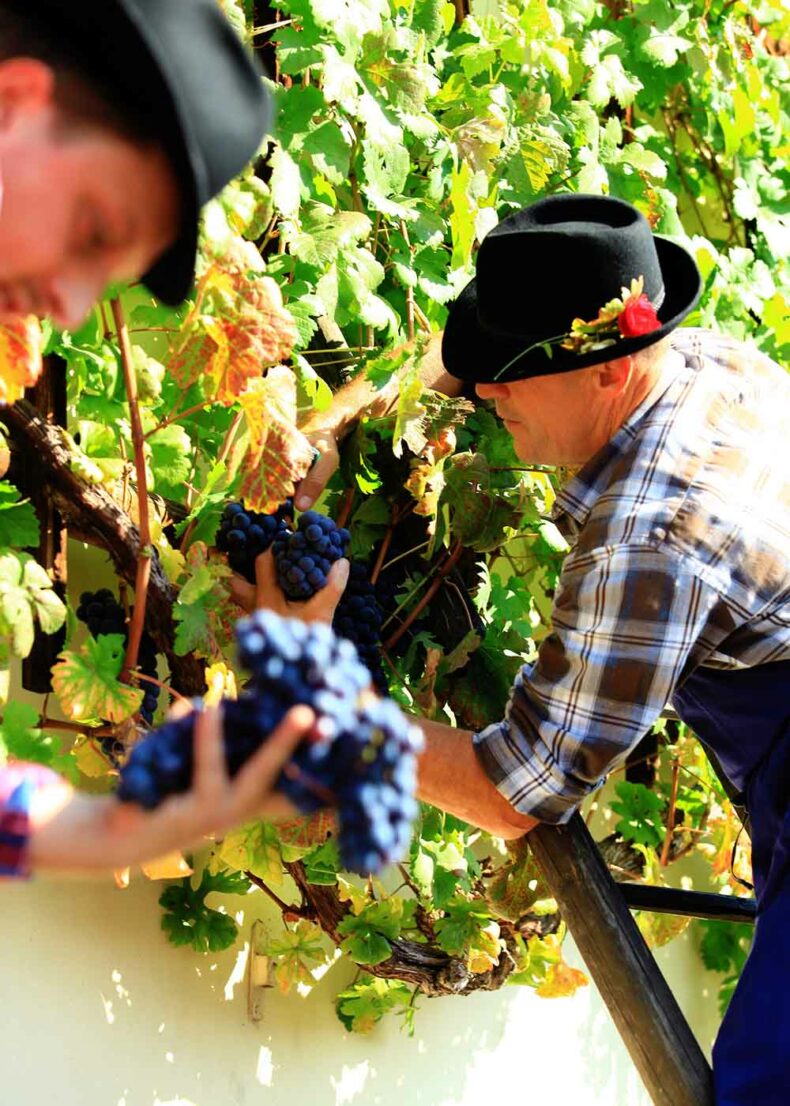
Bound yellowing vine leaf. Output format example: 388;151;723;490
204;661;238;706
141;852;194;881
265;921;326;994
0;316;43;405
51;634;144;723
535;958;589;998
218;819;284;884
237;369;315;513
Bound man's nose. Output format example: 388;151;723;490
48;274;107;332
475;381;509;400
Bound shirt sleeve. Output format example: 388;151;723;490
473;542;731;824
0;763;61;878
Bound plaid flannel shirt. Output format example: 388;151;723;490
0;763;59;878
474;328;790;824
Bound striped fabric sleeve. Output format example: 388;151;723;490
473;543;730;824
0;763;61;878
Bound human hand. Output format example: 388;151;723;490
229;547;349;625
28;703;315;873
294;429;340;512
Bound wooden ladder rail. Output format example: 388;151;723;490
530;813;716;1106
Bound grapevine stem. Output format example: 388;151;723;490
379;540;430;576
252;18;293;34
384;541;464;650
128;670;190;706
370;505;402;585
336;487;355;530
400;220;416;343
413;301;432;335
143;402;209;441
246;870;302;916
111;298;152;686
660;756;681;867
29;716;111;736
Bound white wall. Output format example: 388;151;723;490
0;867;723;1106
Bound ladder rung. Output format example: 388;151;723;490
619;883;756;924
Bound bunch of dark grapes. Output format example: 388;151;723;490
76;589;161;726
215;500;293;584
272;510;350;600
332;562;387;694
118;611;423;873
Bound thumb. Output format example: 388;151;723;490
254;547;281;608
295;441;339;512
305;557;349;624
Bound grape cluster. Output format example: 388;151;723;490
273;510;350;600
76;589;161;726
332;562;387;694
118;611;423;874
215;500;293;584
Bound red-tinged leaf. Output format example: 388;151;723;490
168;324;220;393
237;370;315;514
168;239;298;406
0;316;43;405
278;809;337;858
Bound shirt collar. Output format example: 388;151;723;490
552;349;686;531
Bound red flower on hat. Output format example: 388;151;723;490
618;291;661;338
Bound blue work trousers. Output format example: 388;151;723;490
673;661;790;1105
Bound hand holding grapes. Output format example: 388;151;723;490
26;702;313;873
231;548;349;623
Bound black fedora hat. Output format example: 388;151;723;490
442;194;701;384
2;0;272;306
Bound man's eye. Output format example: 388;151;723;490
84;224;112;254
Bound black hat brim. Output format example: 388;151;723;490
140;165;201;307
442;236;702;384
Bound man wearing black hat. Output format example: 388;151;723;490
276;194;789;1105
0;0;321;876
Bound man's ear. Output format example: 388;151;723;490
595;354;632;395
0;59;56;130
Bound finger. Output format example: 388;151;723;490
254;548;282;611
166;697;194;722
305;557;349;623
295;445;339;512
229;573;257;613
191;704;227;797
230;705;315;815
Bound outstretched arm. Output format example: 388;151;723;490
417;717;538;839
11;705;313;876
296;331;462;510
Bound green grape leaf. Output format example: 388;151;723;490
434;896;495;955
159;866;250;954
0;701;75;777
335;975;415;1033
610;781;667;850
0;551;66;658
303;837;341;885
148;424;194;496
0;481;39;547
51;633;143;723
338;897;406;965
